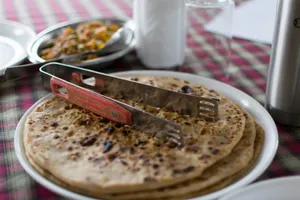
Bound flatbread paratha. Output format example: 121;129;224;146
23;76;246;196
25;122;264;200
174;122;265;200
102;78;257;199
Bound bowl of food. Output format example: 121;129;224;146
15;70;278;200
27;18;135;69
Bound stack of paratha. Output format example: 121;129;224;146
23;76;264;199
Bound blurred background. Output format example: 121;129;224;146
0;0;273;103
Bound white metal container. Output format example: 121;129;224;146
133;0;186;68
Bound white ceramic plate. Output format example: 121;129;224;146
0;36;25;70
14;71;278;200
219;176;300;200
0;20;36;69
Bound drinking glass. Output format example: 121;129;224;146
185;0;235;82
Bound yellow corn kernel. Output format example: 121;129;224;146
97;42;105;49
63;27;74;35
108;23;120;32
94;27;108;40
86;38;97;50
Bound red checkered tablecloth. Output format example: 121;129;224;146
0;0;299;199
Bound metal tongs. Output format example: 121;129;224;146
40;63;219;146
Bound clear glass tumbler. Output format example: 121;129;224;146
185;0;235;82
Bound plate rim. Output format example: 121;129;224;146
14;70;278;200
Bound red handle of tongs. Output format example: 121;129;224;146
50;77;132;125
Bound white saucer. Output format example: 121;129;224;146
0;20;36;68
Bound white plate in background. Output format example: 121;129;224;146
219;176;300;200
0;36;25;70
0;20;36;68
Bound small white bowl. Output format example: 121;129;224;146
219;176;300;200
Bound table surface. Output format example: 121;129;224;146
0;0;299;199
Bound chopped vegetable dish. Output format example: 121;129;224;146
39;20;120;60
